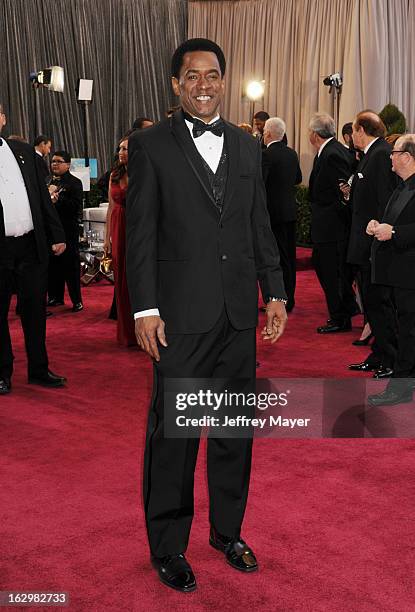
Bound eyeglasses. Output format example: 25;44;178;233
51;160;68;164
391;150;407;155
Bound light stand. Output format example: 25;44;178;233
323;73;342;138
29;66;64;139
76;79;94;208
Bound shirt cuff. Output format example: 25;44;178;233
134;308;160;319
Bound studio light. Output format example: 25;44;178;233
30;66;64;92
323;72;342;91
246;80;265;101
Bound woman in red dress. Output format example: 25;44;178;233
104;136;136;346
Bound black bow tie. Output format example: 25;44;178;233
184;112;224;138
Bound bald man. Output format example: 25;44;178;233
367;135;415;406
347;111;398;378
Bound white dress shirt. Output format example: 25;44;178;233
318;136;334;157
134;114;224;320
0;138;34;236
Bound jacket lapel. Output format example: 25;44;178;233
221;122;240;217
6;139;35;194
170;111;217;209
383;187;415;224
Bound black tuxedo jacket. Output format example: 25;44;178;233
126;110;285;334
308;138;353;243
0;139;65;264
36;152;50;184
262;141;302;224
371;175;415;289
347;138;397;265
50;171;83;244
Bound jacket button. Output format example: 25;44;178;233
221;254;227;261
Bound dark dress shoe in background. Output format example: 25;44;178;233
317;320;352;334
47;299;64;307
28;370;67;387
46;311;53;318
373;366;394;379
348;360;380;372
0;377;11;394
209;526;258;572
151;553;196;593
368;386;413;406
72;302;83;312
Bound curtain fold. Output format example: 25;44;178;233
189;0;414;181
0;0;187;176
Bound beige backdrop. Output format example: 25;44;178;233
189;0;415;181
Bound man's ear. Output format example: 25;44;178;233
171;77;180;97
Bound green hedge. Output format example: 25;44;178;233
295;184;311;246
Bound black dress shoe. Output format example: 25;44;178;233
28;370;67;387
317;320;352;334
373;366;394;379
348;360;380;372
352;333;374;346
72;302;83;312
46;311;53;318
0;377;11;394
368;387;413;406
209;527;258;572
151;554;196;593
47;299;64;307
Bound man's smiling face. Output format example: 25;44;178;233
172;50;225;123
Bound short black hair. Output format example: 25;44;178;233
171;38;226;79
253;111;270;122
132;117;153;129
52;150;71;163
34;134;51;146
342;122;353;137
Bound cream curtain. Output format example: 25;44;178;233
189;0;414;181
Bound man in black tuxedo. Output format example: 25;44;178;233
47;150;83;312
262;116;302;311
0;103;67;394
367;134;415;406
347;111;398;378
126;39;287;592
308;113;356;333
34;134;52;183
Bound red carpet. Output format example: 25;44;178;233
1;254;415;611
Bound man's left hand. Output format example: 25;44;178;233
261;301;287;343
373;223;393;242
52;243;66;255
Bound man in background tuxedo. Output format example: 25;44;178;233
308;113;356;333
0;103;66;394
262;116;302;311
34;134;52;183
347;111;398;378
47;150;83;312
367;134;415;406
126;38;287;593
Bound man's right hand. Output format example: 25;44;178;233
366;219;379;235
135;315;167;361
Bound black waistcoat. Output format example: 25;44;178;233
199;141;229;215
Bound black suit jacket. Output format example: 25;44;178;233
308;138;353;243
36;151;50;184
126;110;286;334
0;139;65;264
262;141;302;224
347;138;397;265
371;175;415;289
50;171;83;245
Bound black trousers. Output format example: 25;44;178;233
271;221;296;309
0;232;48;379
48;243;81;305
388;287;415;379
359;265;398;369
143;309;256;558
312;240;356;322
